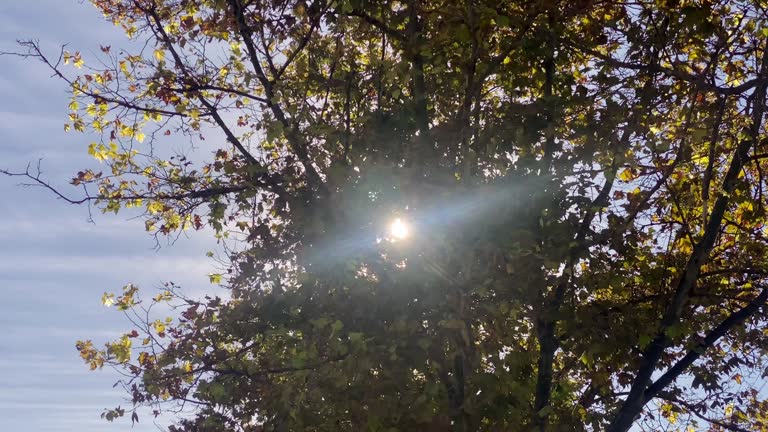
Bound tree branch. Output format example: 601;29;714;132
657;393;751;432
274;0;329;80
643;286;768;403
10;41;207;119
345;9;406;42
139;2;287;199
0;164;249;205
608;45;768;432
404;0;432;168
567;40;766;96
227;0;326;195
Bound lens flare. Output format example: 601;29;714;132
389;218;410;240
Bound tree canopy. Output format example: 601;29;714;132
7;0;768;431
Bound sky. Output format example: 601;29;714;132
0;2;220;430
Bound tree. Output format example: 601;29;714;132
6;0;768;430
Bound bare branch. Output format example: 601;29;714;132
0;164;249;205
13;40;203;119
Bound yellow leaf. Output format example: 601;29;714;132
230;41;242;57
153;49;165;62
101;292;115;307
153;320;166;334
695;155;709;168
120;125;133;137
73;53;84;69
674;236;694;255
618;168;636;182
167;213;181;229
107;142;119;158
153;290;172;302
147;201;164;215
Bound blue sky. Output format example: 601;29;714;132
0;2;219;430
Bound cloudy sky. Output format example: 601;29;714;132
0;2;220;430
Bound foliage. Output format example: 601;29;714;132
7;0;768;431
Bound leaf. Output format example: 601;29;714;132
101;293;115;307
73;53;84;69
152;320;166;334
638;335;651;349
330;319;344;333
438;320;465;329
618;168;636;182
537;406;554;418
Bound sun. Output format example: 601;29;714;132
389;217;410;240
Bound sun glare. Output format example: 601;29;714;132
389;218;410;240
